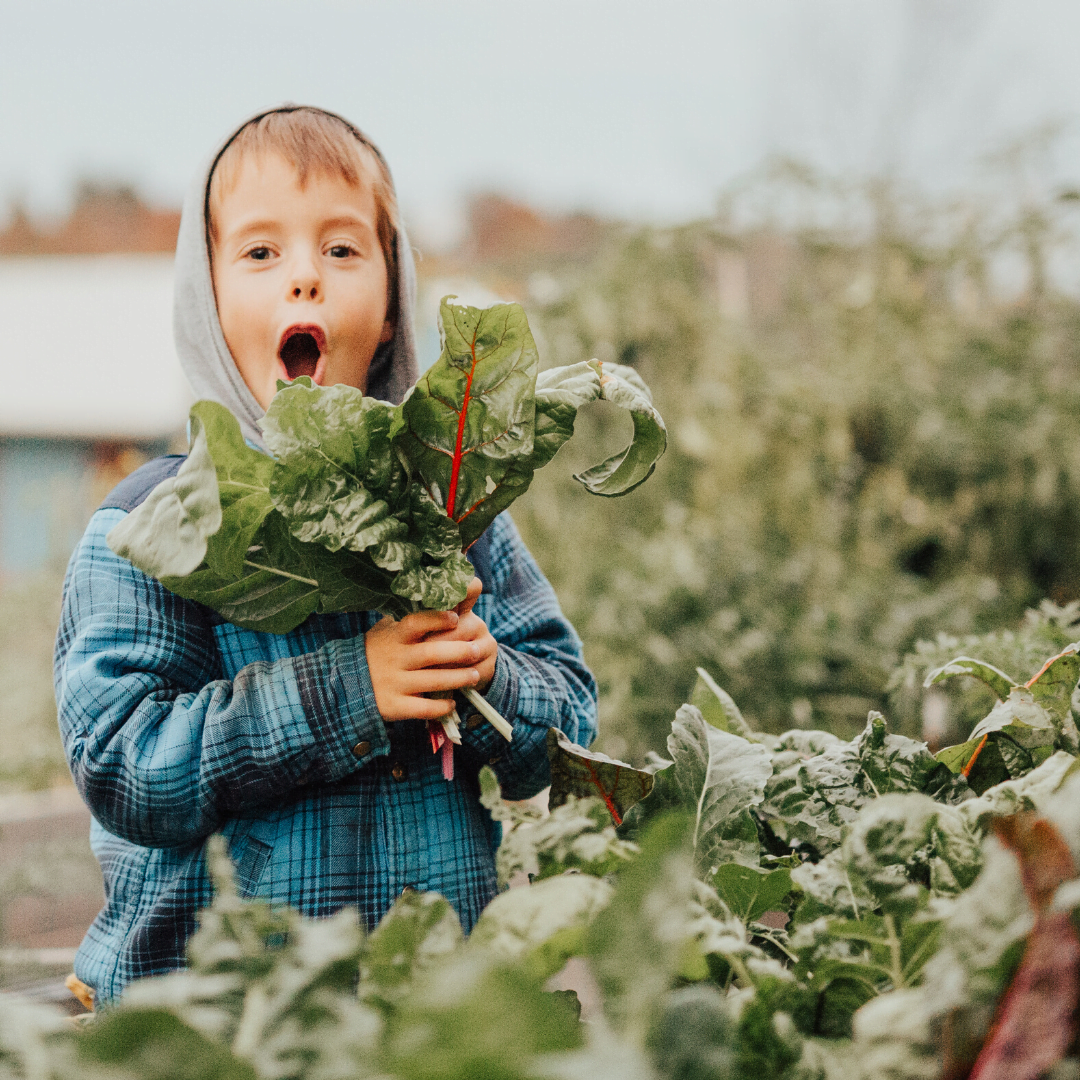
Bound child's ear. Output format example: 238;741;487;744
379;315;395;345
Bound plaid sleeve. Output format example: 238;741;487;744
54;509;389;848
458;515;598;800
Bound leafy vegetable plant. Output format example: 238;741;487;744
12;640;1080;1078
106;297;666;749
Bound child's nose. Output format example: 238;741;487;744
292;284;319;300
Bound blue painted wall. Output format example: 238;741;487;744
0;438;168;576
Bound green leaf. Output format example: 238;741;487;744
390;548;474;611
711;863;795;924
960;750;1077;831
923;656;1018;700
842;793;982;909
645;986;737;1080
763;713;970;858
469;874;613;974
163;513;323;634
532;361;603;469
970;688;1057;749
585;813;703;1036
117;836;381;1079
79;1009;256;1080
106;409;223;578
856;711;970;802
396;298;540;546
547;726;655;825
480;766;637;886
382;953;582;1080
666;704;772;871
936;738;982;775
264;380;405;554
192;400;275;579
1025;644;1080;752
360;890;462;1010
690;666;756;738
572;361;668;497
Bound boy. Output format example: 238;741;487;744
53;106;598;1005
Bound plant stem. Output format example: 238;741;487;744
442;709;462;745
243;560;319;586
463;687;513;742
884;914;903;988
727;953;754;990
845;871;861;921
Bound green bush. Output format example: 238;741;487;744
506;173;1080;757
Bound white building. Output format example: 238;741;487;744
0;255;191;575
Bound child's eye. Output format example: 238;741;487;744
245;246;273;261
328;244;357;258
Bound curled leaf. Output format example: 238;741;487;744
923;656;1018;701
573;361;667;497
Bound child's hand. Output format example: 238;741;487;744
426;577;499;691
365;610;482;722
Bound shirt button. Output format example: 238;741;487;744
391;761;407;782
352;740;371;759
465;713;484;730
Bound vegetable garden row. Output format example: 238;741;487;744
6;637;1080;1079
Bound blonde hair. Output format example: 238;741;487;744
207;108;399;318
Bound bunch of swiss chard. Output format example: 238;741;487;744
106;297;666;751
109;297;665;629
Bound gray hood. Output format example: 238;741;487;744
173;105;419;448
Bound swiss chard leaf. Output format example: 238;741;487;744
193;400;275;579
110;298;666;634
572;362;668;497
263;380;406;555
762;713;968;857
665;704;772;872
711;864;795;924
396;298;539;548
107;409;222;579
689;666;757;739
923;656;1018;700
469;873;613;975
532;361;602;469
478;766;637;886
547;727;655;826
359;889;463;1012
1025;644;1080;752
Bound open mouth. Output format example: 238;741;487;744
278;325;327;382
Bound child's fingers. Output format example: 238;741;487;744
396;609;458;642
424;611;487;644
402;695;460;720
404;667;480;695
454;577;483;617
404;640;480;670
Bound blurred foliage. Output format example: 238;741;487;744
0;570;68;793
498;167;1080;758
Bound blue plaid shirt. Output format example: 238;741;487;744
54;460;597;1003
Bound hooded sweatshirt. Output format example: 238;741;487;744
53;106;597;1004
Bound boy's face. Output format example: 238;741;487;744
210;151;394;410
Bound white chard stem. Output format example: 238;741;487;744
463;687;513;742
442;709;462;745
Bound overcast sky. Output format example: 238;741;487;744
3;0;1080;245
